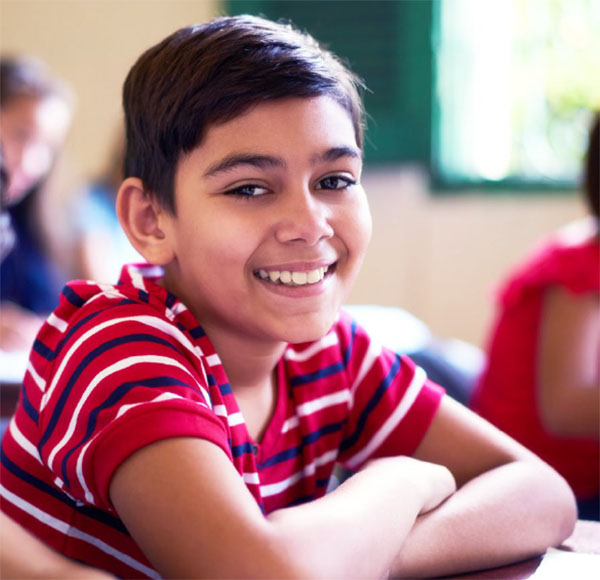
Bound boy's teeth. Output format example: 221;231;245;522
256;266;330;286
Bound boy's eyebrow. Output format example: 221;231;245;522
203;154;284;178
203;146;362;179
312;146;363;164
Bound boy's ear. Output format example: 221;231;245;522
116;177;175;266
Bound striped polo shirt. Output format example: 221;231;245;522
1;263;444;579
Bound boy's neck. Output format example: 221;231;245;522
206;329;286;443
204;324;286;393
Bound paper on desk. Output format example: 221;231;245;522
530;547;600;579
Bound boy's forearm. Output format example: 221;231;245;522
267;457;454;579
390;461;577;579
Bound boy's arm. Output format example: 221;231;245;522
110;436;455;579
391;396;577;578
0;512;113;580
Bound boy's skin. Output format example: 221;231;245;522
110;96;577;579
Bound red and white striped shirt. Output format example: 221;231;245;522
1;263;444;579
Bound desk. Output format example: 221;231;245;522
446;520;599;579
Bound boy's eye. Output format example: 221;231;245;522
224;184;269;198
315;175;356;191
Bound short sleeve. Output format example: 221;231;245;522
335;312;444;471
37;301;231;509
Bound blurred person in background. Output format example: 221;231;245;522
470;113;600;520
0;56;73;352
1;140;112;580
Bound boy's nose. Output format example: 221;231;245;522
274;188;334;245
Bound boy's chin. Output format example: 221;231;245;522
280;314;338;346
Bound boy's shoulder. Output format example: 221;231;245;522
34;264;192;360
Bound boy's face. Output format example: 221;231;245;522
161;96;372;348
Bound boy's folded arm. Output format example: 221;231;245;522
390;397;578;579
109;437;454;579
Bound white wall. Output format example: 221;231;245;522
1;0;586;347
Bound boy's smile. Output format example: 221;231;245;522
159;96;372;352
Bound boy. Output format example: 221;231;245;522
0;15;576;579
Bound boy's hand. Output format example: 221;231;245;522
363;456;456;514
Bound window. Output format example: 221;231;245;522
227;0;433;165
434;0;600;188
227;0;599;189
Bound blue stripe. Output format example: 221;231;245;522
316;477;330;489
258;420;345;469
20;386;38;423
138;289;149;303
231;441;256;458
60;376;195;487
340;354;401;454
286;493;315;507
32;309;105;363
344;319;357;365
189;326;205;339
39;333;180;451
1;450;129;534
165;293;177;309
290;361;345;387
32;338;55;361
62;286;85;307
218;382;231;394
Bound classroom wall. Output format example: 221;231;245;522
1;0;586;347
348;168;585;346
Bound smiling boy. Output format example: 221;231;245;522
0;15;576;579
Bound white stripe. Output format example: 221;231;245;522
260;449;338;498
88;287;127;302
77;438;96;504
350;338;382;394
211;406;244;427
205;353;221;367
136;264;164;279
345;366;427;470
8;419;41;463
26;361;46;392
170;302;188;317
47;312;68;333
42;314;208;410
48;354;204;470
128;267;147;291
280;391;349;433
281;416;299;433
115;392;180;419
242;472;260;485
296;390;351;416
227;412;245;427
284;331;338;362
0;485;159;578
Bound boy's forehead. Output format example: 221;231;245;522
188;96;360;163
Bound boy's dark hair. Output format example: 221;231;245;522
122;14;365;213
584;112;599;220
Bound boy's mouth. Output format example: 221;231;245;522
254;264;335;287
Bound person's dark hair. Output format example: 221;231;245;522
584;112;599;220
0;56;70;109
122;14;365;213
